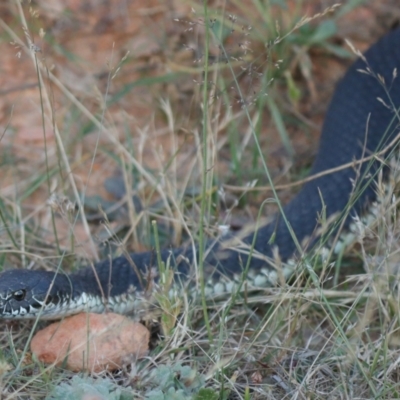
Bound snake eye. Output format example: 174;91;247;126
12;290;26;302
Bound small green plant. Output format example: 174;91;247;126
46;375;133;400
145;364;217;400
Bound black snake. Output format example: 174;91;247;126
1;28;400;319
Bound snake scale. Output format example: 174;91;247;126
1;28;400;319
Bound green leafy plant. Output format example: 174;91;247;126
46;376;133;400
144;364;217;400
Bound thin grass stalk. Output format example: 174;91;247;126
34;57;60;255
198;1;213;342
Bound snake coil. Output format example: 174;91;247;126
1;28;400;319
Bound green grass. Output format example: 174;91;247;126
3;0;400;399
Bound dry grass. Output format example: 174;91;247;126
1;0;400;399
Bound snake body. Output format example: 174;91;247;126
1;28;400;319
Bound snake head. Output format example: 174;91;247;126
0;270;72;319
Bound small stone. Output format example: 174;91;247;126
31;313;149;372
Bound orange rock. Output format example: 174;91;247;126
31;313;149;372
